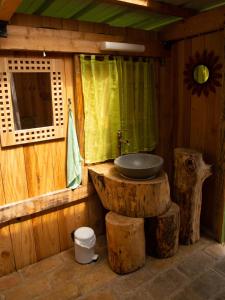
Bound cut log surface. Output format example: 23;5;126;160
173;148;212;244
145;202;180;258
106;211;145;274
89;163;171;217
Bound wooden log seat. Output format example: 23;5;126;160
105;211;145;274
145;202;180;258
173;148;212;245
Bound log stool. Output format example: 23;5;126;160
105;211;145;274
145;202;180;258
173;148;212;244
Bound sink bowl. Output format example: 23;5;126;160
114;153;164;179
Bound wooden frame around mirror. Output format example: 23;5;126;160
0;57;65;147
183;50;222;97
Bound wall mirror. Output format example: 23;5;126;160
0;57;65;147
184;50;222;97
193;65;209;84
11;72;53;130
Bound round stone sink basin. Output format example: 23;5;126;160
114;153;164;179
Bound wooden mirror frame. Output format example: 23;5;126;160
184;50;222;97
0;57;65;147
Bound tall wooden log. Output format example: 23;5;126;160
173;148;212;244
145;202;180;258
105;211;145;274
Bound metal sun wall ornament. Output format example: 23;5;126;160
184;50;222;97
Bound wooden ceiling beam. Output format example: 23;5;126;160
0;0;22;21
160;5;225;41
0;25;167;57
94;0;197;18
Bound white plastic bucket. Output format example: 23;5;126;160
74;227;97;264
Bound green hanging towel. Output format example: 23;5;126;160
67;108;82;190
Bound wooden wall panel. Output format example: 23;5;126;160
9;221;37;269
158;30;224;240
0;148;28;203
58;206;76;251
0;227;16;276
88;194;105;236
0;182;15;276
0;169;5;206
0;15;159;274
0;146;37;270
156;56;174;180
57;56;76;252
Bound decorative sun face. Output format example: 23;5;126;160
184;50;222;97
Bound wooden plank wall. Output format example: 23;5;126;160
158;30;224;240
0;17;156;276
0;55;105;276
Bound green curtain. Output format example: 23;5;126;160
80;55;158;163
117;57;158;154
80;55;120;163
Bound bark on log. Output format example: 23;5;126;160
145;202;180;258
105;211;145;274
89;163;171;218
173;148;212;244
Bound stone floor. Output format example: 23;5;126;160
0;235;225;300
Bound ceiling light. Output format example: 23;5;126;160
100;42;145;53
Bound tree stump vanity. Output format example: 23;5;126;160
89;148;212;273
89;163;180;274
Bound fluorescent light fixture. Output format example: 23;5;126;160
100;42;145;53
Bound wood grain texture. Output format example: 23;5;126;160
11;13;158;41
0;57;65;147
9;221;36;269
1;25;166;57
0;183;15;276
0;185;94;225
74;55;85;158
58;206;76;251
145;202;180;258
174;148;212;244
89;163;171;218
0;227;15;276
0;0;21;21
0;168;5;206
0;144;37;270
94;0;196;17
0;54;105;276
32;211;60;260
56;56;75;252
74;201;89;229
0;147;28;203
106;211;145;274
156;57;174;180
88;194;105;236
161;6;225;41
158;30;224;241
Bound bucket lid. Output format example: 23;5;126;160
74;227;95;241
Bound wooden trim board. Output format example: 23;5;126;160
0;184;95;225
0;0;21;21
0;25;167;57
160;6;225;41
94;0;196;18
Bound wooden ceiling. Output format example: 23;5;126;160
1;0;225;31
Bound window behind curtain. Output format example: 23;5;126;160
80;55;158;163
